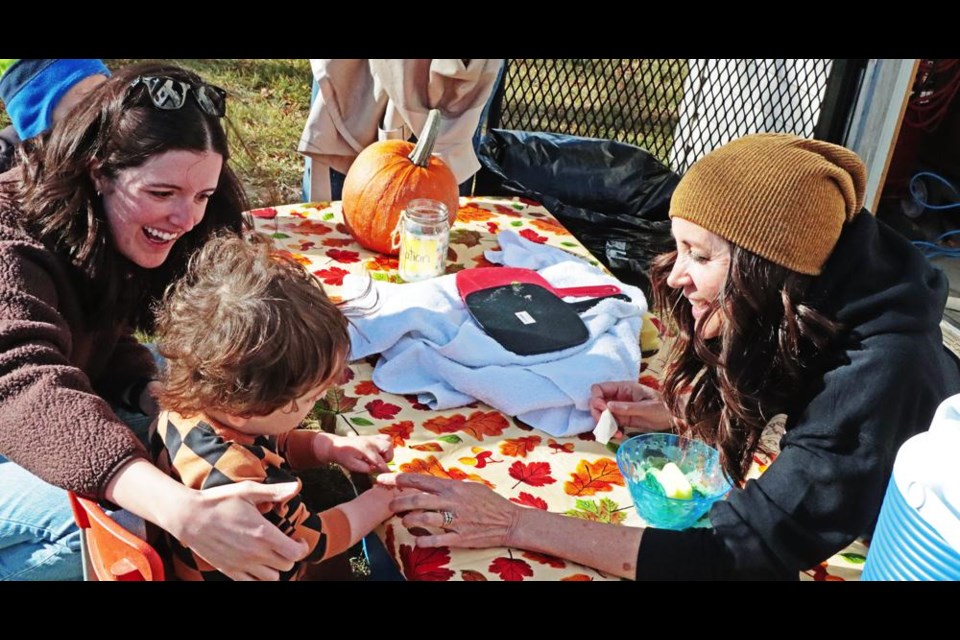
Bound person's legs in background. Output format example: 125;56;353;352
303;67;492;203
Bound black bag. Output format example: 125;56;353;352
476;129;678;295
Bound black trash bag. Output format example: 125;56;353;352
476;129;678;295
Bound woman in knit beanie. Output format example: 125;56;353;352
387;133;960;580
650;132;869;483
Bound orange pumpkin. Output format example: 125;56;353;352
342;109;460;255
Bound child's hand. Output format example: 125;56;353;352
329;434;394;474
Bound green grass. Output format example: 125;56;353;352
499;59;688;165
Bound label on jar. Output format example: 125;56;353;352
399;230;448;282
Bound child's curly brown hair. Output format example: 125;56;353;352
154;232;350;418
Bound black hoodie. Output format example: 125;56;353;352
634;211;960;580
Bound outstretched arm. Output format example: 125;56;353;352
383;473;645;580
281;429;393;474
104;458;309;581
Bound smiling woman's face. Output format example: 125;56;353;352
92;149;223;269
666;217;731;340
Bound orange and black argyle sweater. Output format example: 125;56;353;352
150;411;350;581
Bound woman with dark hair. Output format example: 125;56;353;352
0;61;308;581
385;133;960;580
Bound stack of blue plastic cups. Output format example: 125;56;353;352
862;394;960;580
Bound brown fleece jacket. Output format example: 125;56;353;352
0;169;154;500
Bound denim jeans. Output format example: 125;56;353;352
0;398;153;581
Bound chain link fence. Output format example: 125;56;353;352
492;59;836;174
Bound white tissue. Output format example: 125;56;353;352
593;408;618;445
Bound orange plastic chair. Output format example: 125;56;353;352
67;491;165;581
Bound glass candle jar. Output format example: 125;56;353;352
397;198;450;282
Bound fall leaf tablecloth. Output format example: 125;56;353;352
250;197;866;581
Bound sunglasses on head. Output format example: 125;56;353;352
129;75;227;118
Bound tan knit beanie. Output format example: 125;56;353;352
669;133;867;275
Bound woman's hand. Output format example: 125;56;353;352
106;460;309;581
379;473;522;549
328;434;394;474
380;472;645;579
172;481;310;581
589;381;673;432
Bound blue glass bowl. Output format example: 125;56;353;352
616;433;732;530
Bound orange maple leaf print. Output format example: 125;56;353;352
488;557;533;581
366;254;399;272
287;219;332;236
561;574;594;581
411;442;444;452
422;411;507;440
422;414;467;435
529;217;570;236
274;250;311;266
461;411;508;441
564;458;624;496
522;551;566;569
547;438;575;454
354;380;380;396
499;435;542;458
445;467;496;489
455;203;495;222
509;461;556;489
399;456;453;479
379;421;413;448
400;544;453;581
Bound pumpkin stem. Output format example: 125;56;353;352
408;108;442;167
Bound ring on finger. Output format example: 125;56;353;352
441;510;456;528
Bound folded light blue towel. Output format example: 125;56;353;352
347;231;645;437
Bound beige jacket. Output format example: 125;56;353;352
298;59;504;200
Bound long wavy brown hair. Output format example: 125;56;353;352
16;61;247;331
649;244;842;484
